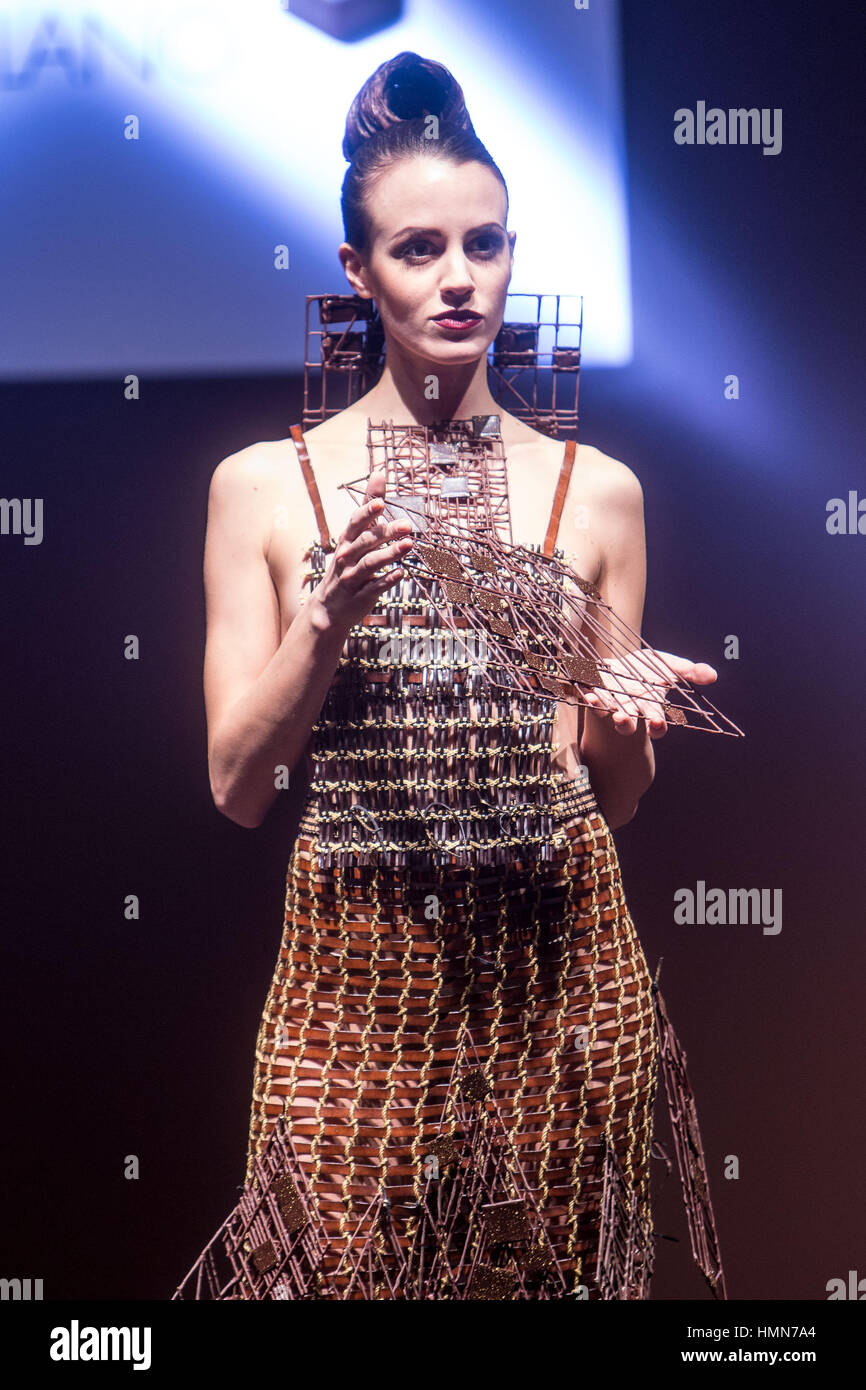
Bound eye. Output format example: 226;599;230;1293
398;238;436;262
470;232;504;258
395;231;505;264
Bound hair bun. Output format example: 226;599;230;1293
343;52;475;162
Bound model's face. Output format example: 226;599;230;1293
351;157;515;363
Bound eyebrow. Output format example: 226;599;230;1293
388;221;506;243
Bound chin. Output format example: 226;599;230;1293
431;342;485;360
424;333;489;362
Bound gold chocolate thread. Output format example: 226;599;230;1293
609;846;641;1193
452;870;481;1127
245;846;302;1188
377;889;414;1183
484;864;510;1092
593;822;658;1283
321;862;352;1243
288;843;321;1129
535;810;581;1238
536;922;571;1214
565;813;604;1292
510;924;542;1142
613;842;660;1218
409;876;447;1203
603;835;628;1183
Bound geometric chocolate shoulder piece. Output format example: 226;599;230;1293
487;293;583;440
301;290;582;439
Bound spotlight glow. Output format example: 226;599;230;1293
0;0;632;377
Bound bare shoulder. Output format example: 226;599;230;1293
576;443;643;509
506;417;640;493
206;436;315;537
205;439;321;597
208;438;295;498
505;419;642;512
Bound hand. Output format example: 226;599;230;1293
582;648;718;737
312;466;415;633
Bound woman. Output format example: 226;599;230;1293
202;52;717;1300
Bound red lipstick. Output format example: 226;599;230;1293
432;310;482;332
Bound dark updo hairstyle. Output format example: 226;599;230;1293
341;51;509;254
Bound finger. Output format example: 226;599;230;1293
651;650;717;684
363;465;389;502
342;516;415;563
630;691;667;726
351;565;406;620
640;701;668;738
644;707;668;737
581;689;610;717
650;649;692;673
342;495;387;545
338;512;413;572
601;678;643;724
380;515;416;543
343;535;414;588
584;684;619;716
603;678;644;731
354;563;405;600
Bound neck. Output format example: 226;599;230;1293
360;345;500;426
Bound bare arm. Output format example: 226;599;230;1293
203;447;414;828
572;456;656;828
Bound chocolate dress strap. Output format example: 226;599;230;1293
542;438;578;557
289;423;335;552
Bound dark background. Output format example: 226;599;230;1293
2;0;864;1300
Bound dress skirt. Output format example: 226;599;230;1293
243;769;659;1300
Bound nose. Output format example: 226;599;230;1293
438;243;475;300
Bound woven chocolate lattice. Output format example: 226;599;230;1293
302;416;568;871
241;797;660;1298
393;1032;570;1300
175;1028;618;1300
302;578;566;871
173;988;725;1300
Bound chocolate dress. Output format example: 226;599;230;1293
241;424;659;1299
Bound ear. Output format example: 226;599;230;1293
507;229;517;258
338;243;374;299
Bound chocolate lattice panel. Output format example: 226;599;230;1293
365;415;513;545
596;1133;655;1300
340;420;743;736
652;988;728;1299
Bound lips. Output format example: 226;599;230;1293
432;311;482;329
